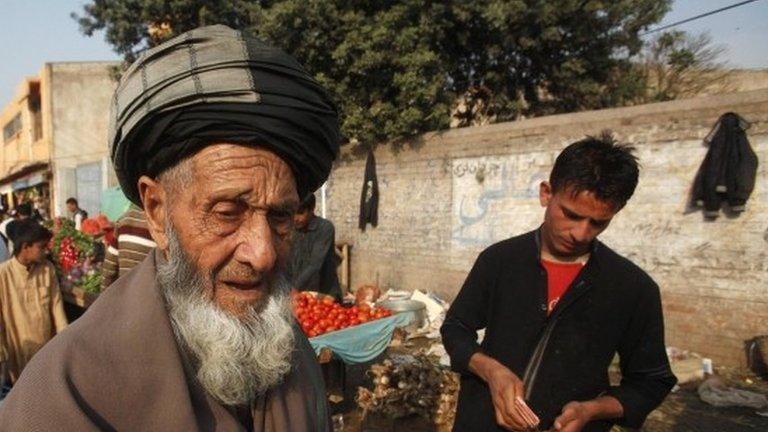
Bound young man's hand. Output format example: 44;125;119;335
553;401;590;432
469;352;538;431
553;396;623;432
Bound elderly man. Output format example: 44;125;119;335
0;25;339;431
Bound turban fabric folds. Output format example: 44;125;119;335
108;25;340;205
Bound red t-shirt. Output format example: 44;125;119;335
541;259;585;315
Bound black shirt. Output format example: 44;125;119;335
286;216;342;301
441;229;677;432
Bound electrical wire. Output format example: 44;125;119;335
641;0;763;36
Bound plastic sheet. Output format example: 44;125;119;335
100;187;132;221
308;312;413;364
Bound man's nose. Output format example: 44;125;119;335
571;221;595;244
235;213;277;272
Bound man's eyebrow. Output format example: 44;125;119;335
207;186;252;201
560;204;610;225
205;188;298;211
270;199;299;213
560;204;583;218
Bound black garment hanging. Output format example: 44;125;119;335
691;112;758;218
358;150;379;231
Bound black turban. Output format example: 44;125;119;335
108;25;340;205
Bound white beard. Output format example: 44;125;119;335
157;226;295;406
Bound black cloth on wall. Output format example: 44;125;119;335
691;112;758;218
358;150;379;231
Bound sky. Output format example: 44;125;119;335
0;0;766;108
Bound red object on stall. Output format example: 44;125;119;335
292;291;392;337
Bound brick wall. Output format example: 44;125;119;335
325;89;768;367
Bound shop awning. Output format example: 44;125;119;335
0;162;49;191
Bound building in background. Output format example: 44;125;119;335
0;62;119;218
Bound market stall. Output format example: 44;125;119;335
322;288;460;431
48;218;105;310
292;291;412;364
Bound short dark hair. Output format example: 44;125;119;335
10;220;52;256
298;194;316;212
550;132;639;209
66;197;78;206
15;203;32;217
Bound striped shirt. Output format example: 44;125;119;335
102;205;157;290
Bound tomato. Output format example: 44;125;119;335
325;325;337;333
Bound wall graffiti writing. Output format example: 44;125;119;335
451;155;549;248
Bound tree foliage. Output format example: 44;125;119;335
74;0;671;149
638;30;730;102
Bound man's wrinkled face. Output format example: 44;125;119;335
146;144;299;318
539;182;618;257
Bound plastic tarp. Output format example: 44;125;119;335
308;312;413;364
101;187;132;221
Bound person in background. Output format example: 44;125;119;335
0;235;9;263
0;210;9;263
441;134;677;432
287;194;342;301
66;198;88;231
3;204;33;256
101;204;157;290
0;209;17;246
0;220;67;385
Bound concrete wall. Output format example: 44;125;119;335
325;89;768;367
49;62;119;217
0;78;49;179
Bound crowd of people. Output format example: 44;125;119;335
0;197;91;395
0;25;678;432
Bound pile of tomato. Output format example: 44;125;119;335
293;292;393;338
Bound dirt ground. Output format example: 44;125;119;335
641;369;768;432
332;367;768;432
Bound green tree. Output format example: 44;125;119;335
74;0;671;149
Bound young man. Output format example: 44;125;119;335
66;198;88;231
288;195;342;301
441;134;677;432
0;220;67;385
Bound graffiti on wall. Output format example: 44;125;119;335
451;155;549;247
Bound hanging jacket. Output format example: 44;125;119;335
691;112;758;217
358;150;379;231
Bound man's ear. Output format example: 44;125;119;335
539;181;553;207
138;176;169;251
